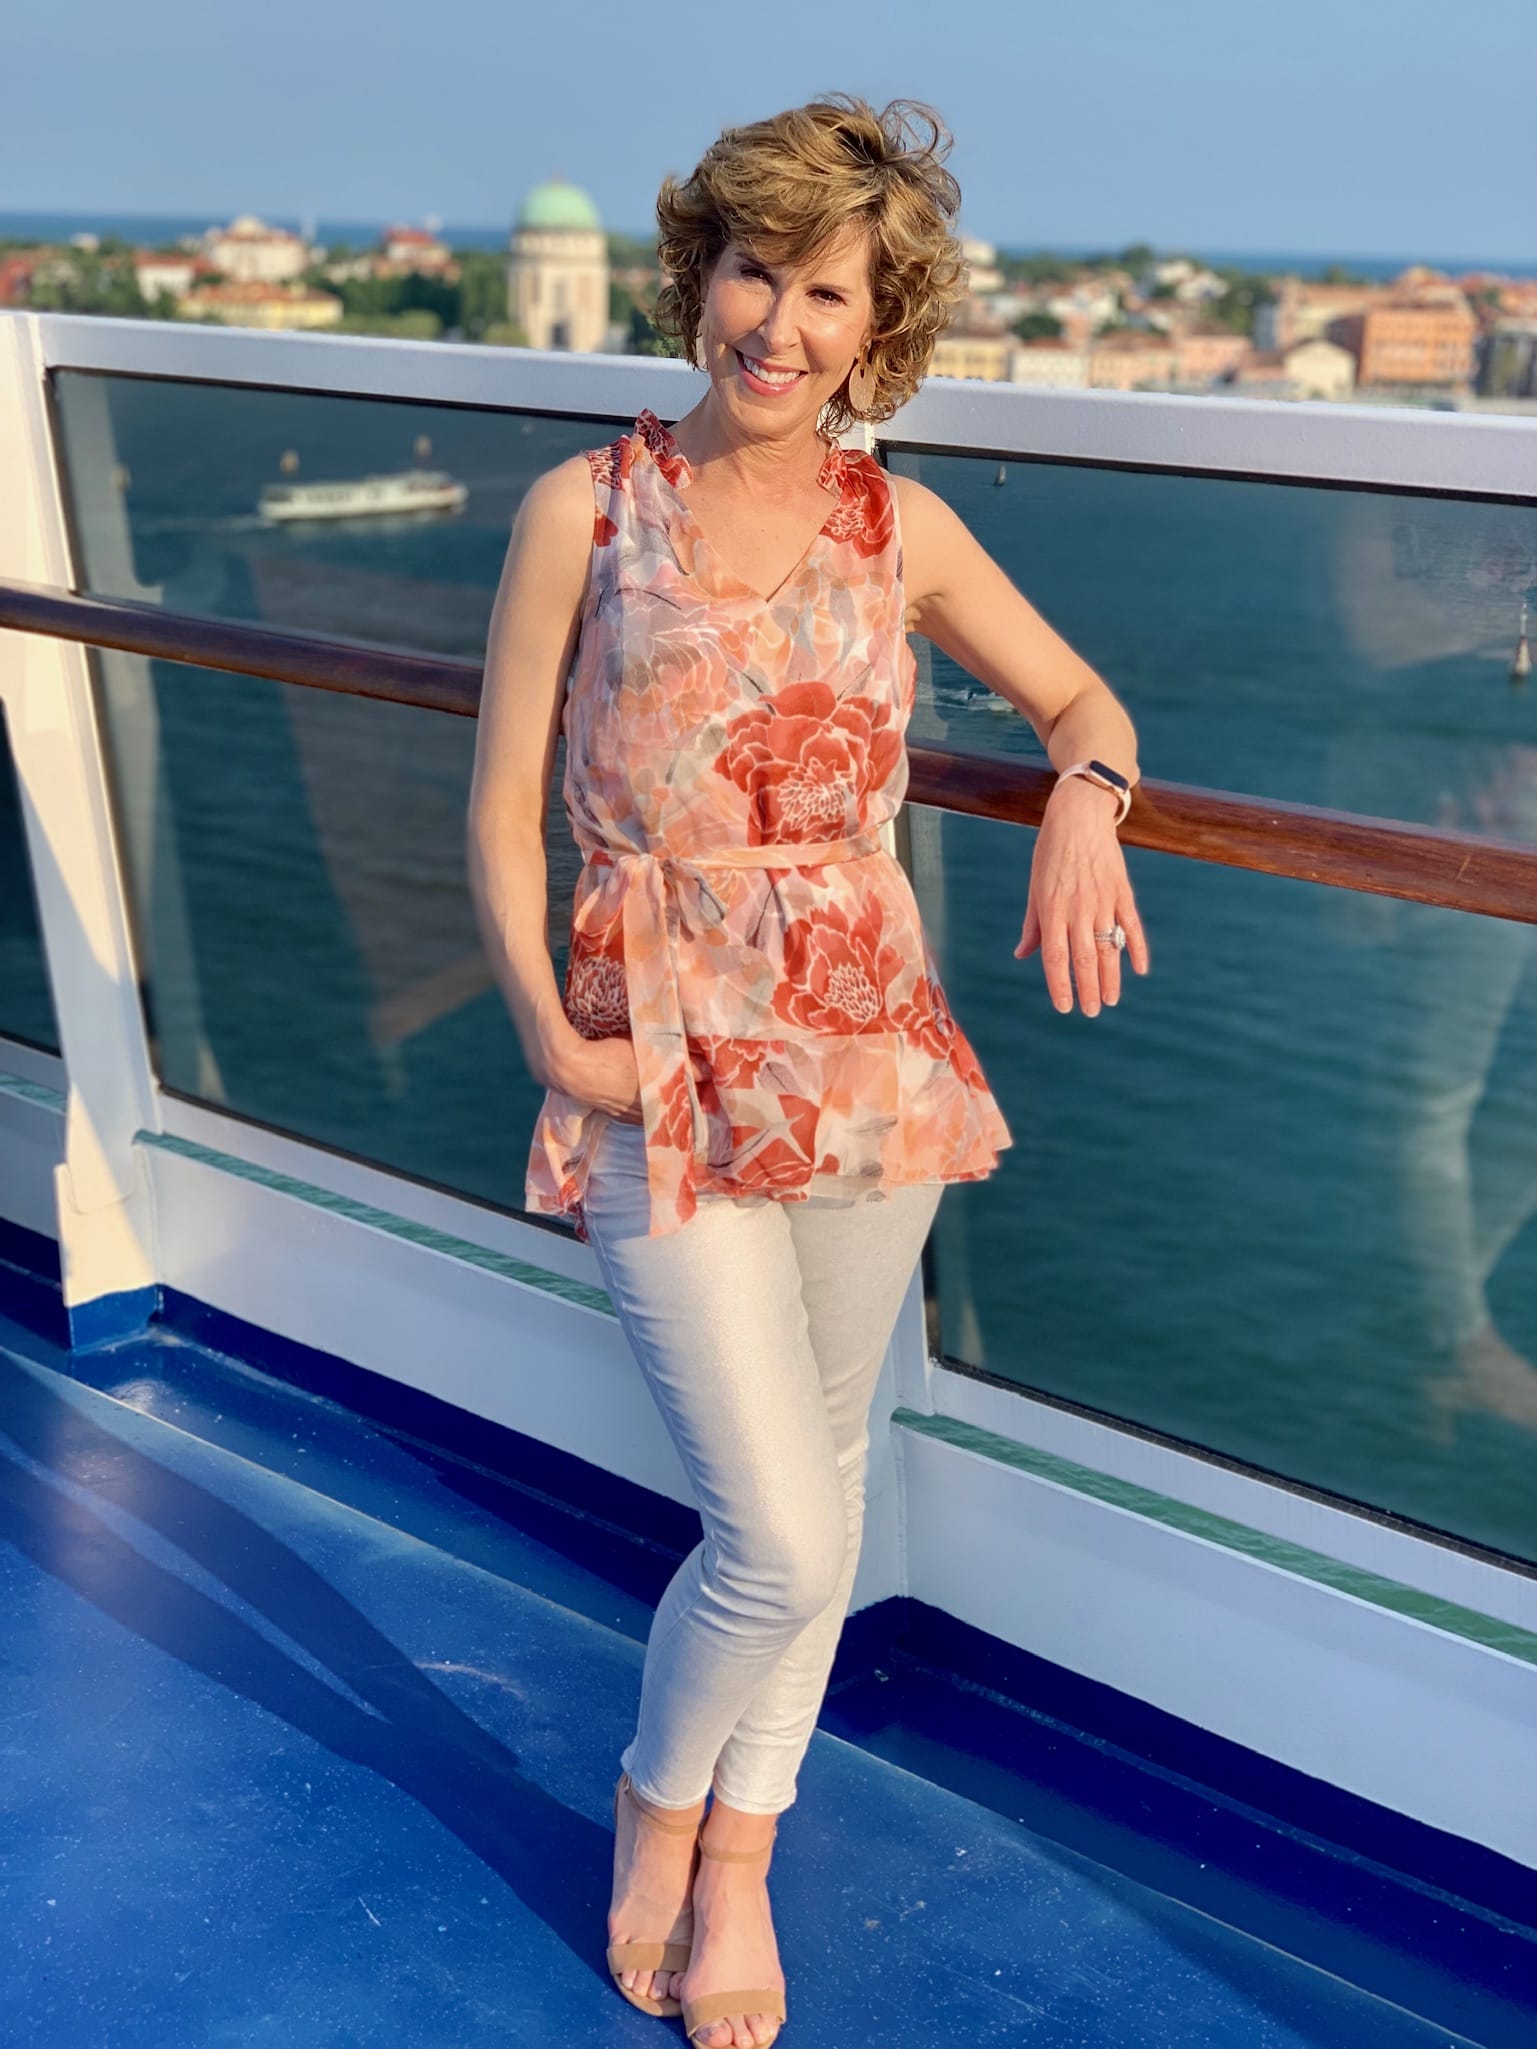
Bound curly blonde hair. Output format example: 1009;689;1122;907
653;94;968;434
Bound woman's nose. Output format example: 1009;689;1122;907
754;297;802;358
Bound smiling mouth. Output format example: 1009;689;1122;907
735;350;806;386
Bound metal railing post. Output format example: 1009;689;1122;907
0;315;161;1343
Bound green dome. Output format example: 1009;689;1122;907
517;180;602;232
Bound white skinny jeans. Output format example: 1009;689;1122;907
582;1116;944;1816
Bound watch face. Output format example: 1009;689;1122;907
1087;758;1129;792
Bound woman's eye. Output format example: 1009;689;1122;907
738;263;841;305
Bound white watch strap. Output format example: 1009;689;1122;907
1056;760;1132;827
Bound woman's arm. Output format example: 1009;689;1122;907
891;474;1151;1015
465;455;603;1093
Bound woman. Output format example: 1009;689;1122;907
467;94;1148;2049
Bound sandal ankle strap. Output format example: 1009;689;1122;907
618;1772;703;1835
697;1823;777;1861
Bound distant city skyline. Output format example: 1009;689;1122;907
5;0;1531;265
3;212;1532;286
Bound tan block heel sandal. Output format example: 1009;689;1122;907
682;1820;787;2048
607;1770;700;2019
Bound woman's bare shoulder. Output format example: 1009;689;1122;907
519;450;598;535
886;469;949;530
505;451;600;594
481;453;600;660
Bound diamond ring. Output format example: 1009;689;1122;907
1093;924;1127;950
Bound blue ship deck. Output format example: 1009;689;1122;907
3;1222;1534;2049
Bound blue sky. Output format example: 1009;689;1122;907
8;0;1532;262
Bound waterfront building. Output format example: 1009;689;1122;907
929;324;1015;380
1141;256;1229;304
1008;336;1091;386
1329;287;1479;393
381;225;454;276
1164;322;1251;383
959;233;1004;294
1257;274;1385;349
1087;327;1179;389
1040;275;1126;346
1482;319;1537;399
202;214;312;285
177;279;343;331
132;253;203;302
507;177;609;352
0;254;43;307
1214;334;1356;401
1279;334;1357;399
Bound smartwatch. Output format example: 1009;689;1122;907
1055;758;1133;827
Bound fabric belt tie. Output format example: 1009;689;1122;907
602;831;886;1211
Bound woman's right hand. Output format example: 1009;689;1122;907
551;1033;645;1126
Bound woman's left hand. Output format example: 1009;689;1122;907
1013;779;1151;1015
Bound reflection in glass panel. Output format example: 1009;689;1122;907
887;447;1537;842
50;383;623;1209
0;704;59;1052
912;810;1537;1569
54;371;599;654
89;652;549;1201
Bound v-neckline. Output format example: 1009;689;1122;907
635;408;850;608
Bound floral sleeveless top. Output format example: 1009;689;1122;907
524;408;1012;1242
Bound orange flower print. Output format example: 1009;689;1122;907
893;973;990;1092
635;408;691;490
565;937;630;1040
692;1037;779;1092
564;888;630;1039
652;1058;697;1153
725;1098;821;1193
588;436;635;495
713;680;903;841
823;464;894;557
773;898;906;1035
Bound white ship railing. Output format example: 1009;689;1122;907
2;310;1533;1870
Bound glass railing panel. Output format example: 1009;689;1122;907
52;370;595;654
48;387;627;1210
81;641;580;1213
911;806;1537;1569
886;445;1537;842
0;704;60;1052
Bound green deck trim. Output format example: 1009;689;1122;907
0;1069;67;1111
137;1127;614;1316
893;1406;1537;1667
14;1075;1531;1666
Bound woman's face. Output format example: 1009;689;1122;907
698;224;875;438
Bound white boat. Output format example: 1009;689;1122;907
258;467;468;522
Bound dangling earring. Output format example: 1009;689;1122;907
846;347;875;417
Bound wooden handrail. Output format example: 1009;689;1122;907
4;574;1535;925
